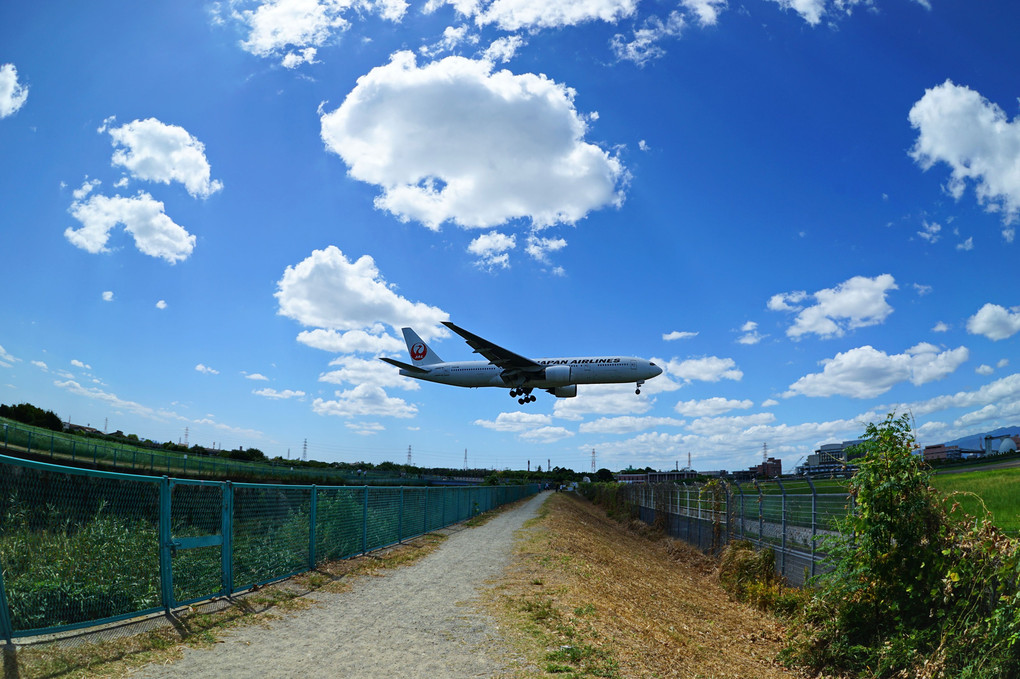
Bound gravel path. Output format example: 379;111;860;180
131;491;548;678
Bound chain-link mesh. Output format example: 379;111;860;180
0;461;161;634
0;452;539;640
232;485;312;590
170;480;224;604
315;486;365;562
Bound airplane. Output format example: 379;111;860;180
379;321;663;405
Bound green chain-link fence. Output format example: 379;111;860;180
0;453;539;641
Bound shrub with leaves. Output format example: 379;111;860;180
783;413;1020;678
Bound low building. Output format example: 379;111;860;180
922;444;963;462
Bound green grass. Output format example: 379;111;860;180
931;466;1020;533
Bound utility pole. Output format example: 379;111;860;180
464;448;468;471
591;449;597;474
303;438;308;462
104;417;108;435
407;445;412;465
184;427;189;447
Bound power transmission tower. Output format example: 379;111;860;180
464;448;468;470
407;445;412;465
591;449;596;474
302;438;308;462
184;427;189;447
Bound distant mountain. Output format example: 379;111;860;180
942;425;1020;451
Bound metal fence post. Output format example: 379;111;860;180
424;486;429;533
362;486;369;555
308;486;317;570
775;477;787;577
158;476;174;612
221;481;233;595
0;552;12;642
805;475;817;580
398;486;404;543
753;479;763;546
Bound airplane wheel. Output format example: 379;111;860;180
635;388;641;395
529;395;536;402
510;390;517;397
518;398;525;404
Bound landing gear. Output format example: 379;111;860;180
510;387;536;404
635;380;645;395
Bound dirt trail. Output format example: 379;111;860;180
130;492;549;679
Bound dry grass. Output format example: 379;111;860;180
486;492;804;679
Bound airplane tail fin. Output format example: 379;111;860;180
401;328;443;366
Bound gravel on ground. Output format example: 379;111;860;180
129;491;549;679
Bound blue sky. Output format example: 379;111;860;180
2;0;1019;474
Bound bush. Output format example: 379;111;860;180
783;413;1020;678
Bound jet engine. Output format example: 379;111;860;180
548;385;577;398
543;365;572;384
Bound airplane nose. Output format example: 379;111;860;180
652;363;662;376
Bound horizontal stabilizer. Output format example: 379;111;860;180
379;357;429;374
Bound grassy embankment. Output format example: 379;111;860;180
931;466;1020;533
486;491;800;679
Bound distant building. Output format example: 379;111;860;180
614;469;699;484
922;443;970;462
985;434;1020;456
615;472;648;484
799;439;864;476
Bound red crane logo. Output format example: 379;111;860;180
411;343;427;361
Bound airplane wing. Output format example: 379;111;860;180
379;357;430;374
442;321;544;374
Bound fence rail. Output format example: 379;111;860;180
599;479;851;586
0;453;539;641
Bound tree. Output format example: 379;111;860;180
595;468;614;482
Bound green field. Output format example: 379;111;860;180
931;466;1020;534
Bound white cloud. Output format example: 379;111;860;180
917;220;941;243
663;330;698;341
235;0;408;67
253;387;306;399
674;397;753;417
320;356;420;390
998;359;1010;369
275;246;448;338
956;236;974;251
195;363;220;375
681;0;726;26
54;379;159;419
156;299;168;309
553;383;654;420
610;11;684;66
909;80;1020;238
785;343;969;399
66;190;196;264
737;320;763;345
966;303;1020;341
320;52;626;231
420;24;478;59
32;360;48;371
766;0;824;25
769;274;898;339
0;345;18;368
519;426;574;443
932;321;949;333
346;421;385;435
107;118;223;199
70;359;92;370
525;233;567;264
296;328;404;354
761;399;779;408
0;63;29;118
664;355;743;383
475;411;552;431
312;384;418;418
429;0;638;31
245;372;270;380
578;415;685;435
481;35;524;63
976;364;994;376
468;231;516;269
102;291;114;301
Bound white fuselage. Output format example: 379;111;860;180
397;356;661;389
